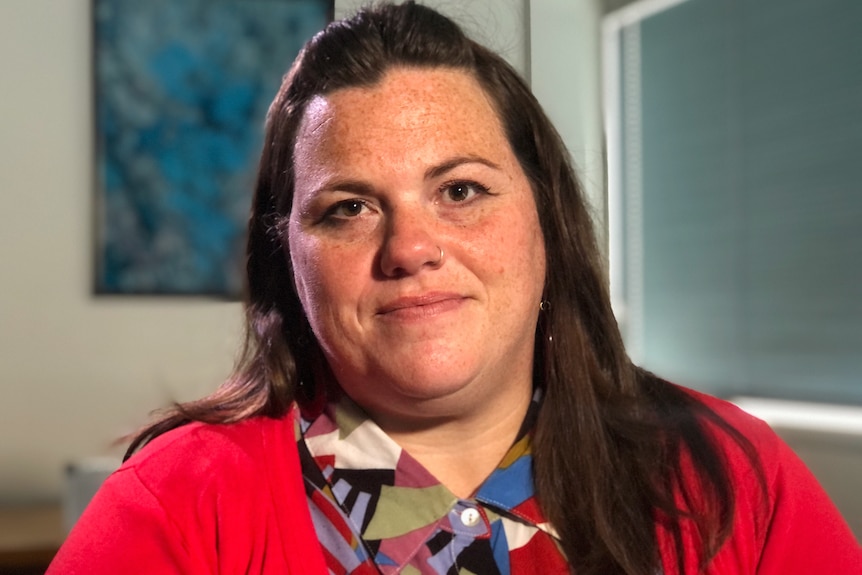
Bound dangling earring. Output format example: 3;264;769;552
538;299;552;342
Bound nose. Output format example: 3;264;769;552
379;207;443;277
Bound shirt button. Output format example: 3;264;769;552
460;507;481;527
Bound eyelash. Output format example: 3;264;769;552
318;179;490;224
439;180;490;203
321;199;370;222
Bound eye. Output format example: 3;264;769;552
441;180;489;203
324;199;368;220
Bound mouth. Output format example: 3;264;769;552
377;292;466;318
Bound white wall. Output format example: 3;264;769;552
0;1;243;503
531;1;606;253
0;0;603;503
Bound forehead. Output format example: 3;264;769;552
294;67;510;165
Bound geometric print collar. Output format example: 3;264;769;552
296;388;560;573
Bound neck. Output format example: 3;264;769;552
373;387;533;499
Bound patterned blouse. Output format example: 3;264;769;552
295;391;570;575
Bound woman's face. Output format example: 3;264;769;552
287;67;546;426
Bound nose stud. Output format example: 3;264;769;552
432;246;444;267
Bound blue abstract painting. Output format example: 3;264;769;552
94;0;331;296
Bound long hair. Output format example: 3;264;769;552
127;3;762;573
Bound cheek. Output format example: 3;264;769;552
286;232;326;315
508;215;547;302
480;210;545;281
287;232;360;322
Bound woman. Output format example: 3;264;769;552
49;2;859;574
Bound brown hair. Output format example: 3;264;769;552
127;3;762;573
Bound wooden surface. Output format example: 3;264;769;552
0;504;63;573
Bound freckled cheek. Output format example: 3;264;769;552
473;215;543;278
287;236;326;309
497;222;546;296
289;238;362;314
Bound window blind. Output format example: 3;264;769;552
605;0;862;403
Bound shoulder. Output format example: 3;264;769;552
673;385;782;465
117;412;298;513
673;386;862;573
127;413;294;472
50;409;327;573
110;411;305;563
673;385;802;499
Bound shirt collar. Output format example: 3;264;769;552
298;389;554;561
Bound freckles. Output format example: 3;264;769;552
288;234;329;292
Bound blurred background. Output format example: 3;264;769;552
0;0;858;570
600;0;862;545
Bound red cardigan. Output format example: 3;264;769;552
48;398;861;574
47;412;328;574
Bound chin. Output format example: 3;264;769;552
388;370;476;400
347;369;478;412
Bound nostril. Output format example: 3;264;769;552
379;236;445;277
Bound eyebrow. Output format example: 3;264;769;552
309;155;502;198
314;179;373;196
424;155;502;180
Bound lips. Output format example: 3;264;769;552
377;292;466;317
